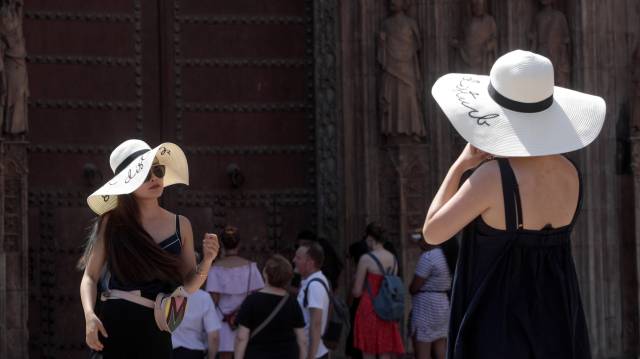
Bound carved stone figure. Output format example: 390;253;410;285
452;0;497;74
378;0;426;141
631;45;640;135
530;0;571;87
0;0;28;135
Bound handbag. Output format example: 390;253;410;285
101;286;189;333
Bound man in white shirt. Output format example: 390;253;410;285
171;289;221;359
294;242;330;359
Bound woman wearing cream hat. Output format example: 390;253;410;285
78;139;220;358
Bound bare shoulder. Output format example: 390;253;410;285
466;160;501;193
177;214;192;229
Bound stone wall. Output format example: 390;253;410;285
339;0;640;357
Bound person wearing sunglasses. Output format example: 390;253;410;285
78;139;221;358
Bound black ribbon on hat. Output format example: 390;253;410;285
488;82;553;113
115;149;150;174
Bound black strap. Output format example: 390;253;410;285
175;215;181;239
114;149;149;174
488;82;554;113
303;278;331;308
497;159;523;232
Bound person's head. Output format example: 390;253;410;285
220;225;240;251
364;221;386;250
471;0;486;16
263;254;294;288
293;242;324;278
80;139;189;282
86;139;188;216
132;157;166;201
431;50;606;158
390;0;409;13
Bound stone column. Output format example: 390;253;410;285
0;139;29;359
631;137;640;358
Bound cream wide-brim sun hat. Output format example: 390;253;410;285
431;50;606;157
87;139;189;215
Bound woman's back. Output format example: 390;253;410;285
447;157;590;359
480;155;580;232
363;248;397;275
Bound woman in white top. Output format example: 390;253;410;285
206;226;264;358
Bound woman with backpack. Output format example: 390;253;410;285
351;222;405;359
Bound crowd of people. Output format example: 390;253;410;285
79;50;602;358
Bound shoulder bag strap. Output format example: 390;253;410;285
250;294;289;339
366;252;387;274
304;278;329;307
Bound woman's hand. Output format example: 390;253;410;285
202;233;220;263
455;143;493;171
85;312;108;351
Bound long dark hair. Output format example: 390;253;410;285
78;194;184;286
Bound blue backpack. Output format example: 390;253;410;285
365;253;405;321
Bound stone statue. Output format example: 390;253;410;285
378;0;426;141
631;45;640;135
0;0;28;135
530;0;571;87
451;0;497;74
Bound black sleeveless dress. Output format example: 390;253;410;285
96;215;183;359
447;159;591;359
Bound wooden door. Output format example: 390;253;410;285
24;1;314;358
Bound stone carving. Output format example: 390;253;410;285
378;0;426;141
0;0;28;135
451;0;497;74
314;0;341;244
530;0;571;87
631;45;640;136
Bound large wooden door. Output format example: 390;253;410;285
24;1;314;358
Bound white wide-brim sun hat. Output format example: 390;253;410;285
431;49;606;157
87;139;189;215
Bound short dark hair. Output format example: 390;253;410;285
300;242;324;269
263;254;293;288
365;221;385;243
220;225;240;250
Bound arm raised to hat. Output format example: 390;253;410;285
422;144;496;245
177;215;220;294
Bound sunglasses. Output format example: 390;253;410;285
145;165;166;182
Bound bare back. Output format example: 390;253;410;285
481;155;580;231
363;248;397;275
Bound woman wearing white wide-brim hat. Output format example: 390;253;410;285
423;50;602;358
78;139;221;358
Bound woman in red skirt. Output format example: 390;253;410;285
351;222;405;359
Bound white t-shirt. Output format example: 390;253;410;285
171;289;221;351
297;271;330;358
